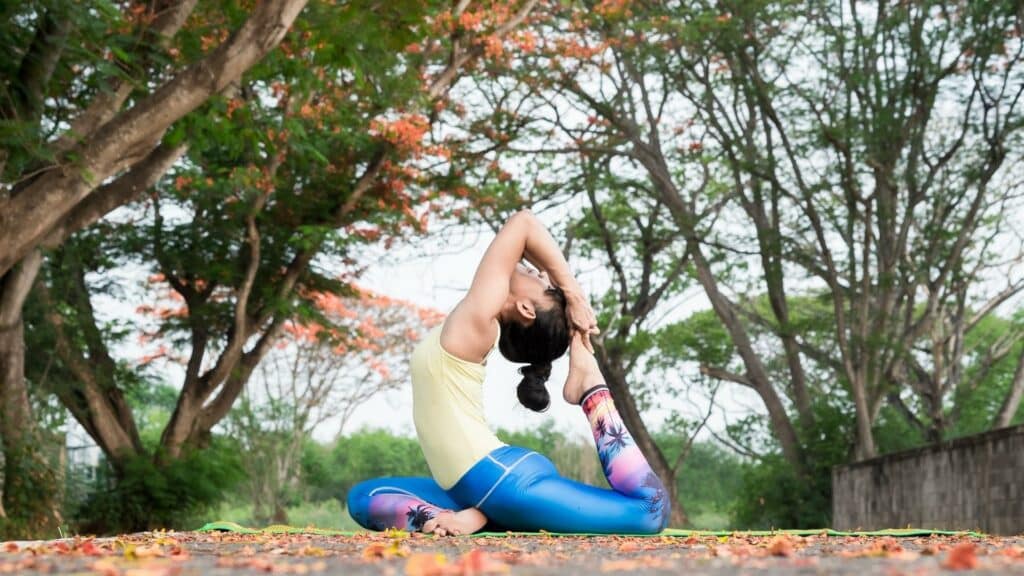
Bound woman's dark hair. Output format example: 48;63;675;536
498;286;570;412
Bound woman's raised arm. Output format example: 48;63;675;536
444;210;596;361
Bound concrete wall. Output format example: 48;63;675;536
832;425;1024;535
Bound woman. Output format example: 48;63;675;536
347;210;669;535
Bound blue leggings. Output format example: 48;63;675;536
347;387;670;534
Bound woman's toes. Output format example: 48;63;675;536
423;516;441;534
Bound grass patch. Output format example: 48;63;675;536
687;510;730;531
211;500;359;531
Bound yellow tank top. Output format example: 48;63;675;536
411;323;505;489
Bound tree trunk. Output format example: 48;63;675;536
272;502;289;525
599;355;688;527
687;243;807;473
630;137;806;475
850;370;878;460
0;250;59;534
33;285;141;481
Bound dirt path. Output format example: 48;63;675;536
2;530;1023;574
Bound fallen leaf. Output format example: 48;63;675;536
458;549;509;574
2;542;18;553
406;552;448;576
766;535;794;557
79;539;105;557
131;544;165;559
364;540;408;560
942;541;979;571
616;541;640;552
90;558;122;576
998;546;1024;560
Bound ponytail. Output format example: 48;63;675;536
517;362;552;412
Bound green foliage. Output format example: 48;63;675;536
217;498;359;532
731;400;852;529
72;442;244;534
496;424;566;455
0;430;63;539
303;429;431;505
499;425;607;488
654;309;734;369
873;406;927;455
656;436;744;521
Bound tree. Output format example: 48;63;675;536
229;289;442;524
0;0;309;275
18;0;539;532
473;0;810;473
471;0;1024;471
0;0;307;535
666;0;1024;457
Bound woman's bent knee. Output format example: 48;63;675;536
346;480;375;529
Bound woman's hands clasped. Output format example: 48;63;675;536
564;291;599;353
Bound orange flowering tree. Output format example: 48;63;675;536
226;287;443;525
22;0;538;532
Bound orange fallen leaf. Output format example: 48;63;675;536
406;552;448;576
998;546;1024;559
457;548;509;574
51;541;71;554
131;544;165;559
942;541;979;571
90;558;122;576
79;539;104;557
364;540;408;560
3;542;18;553
616;541;640;552
766;535;794;557
887;549;921;561
865;537;903;557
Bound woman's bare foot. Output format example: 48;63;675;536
563;332;606;405
421;507;487;537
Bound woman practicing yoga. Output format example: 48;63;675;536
347;210;669;535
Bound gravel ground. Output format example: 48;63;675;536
2;530;1023;574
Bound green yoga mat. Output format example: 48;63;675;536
198;520;985;538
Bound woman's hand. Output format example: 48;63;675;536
564;291;599;352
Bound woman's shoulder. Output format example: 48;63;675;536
438;308;499;366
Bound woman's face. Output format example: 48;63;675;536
509;262;553;304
